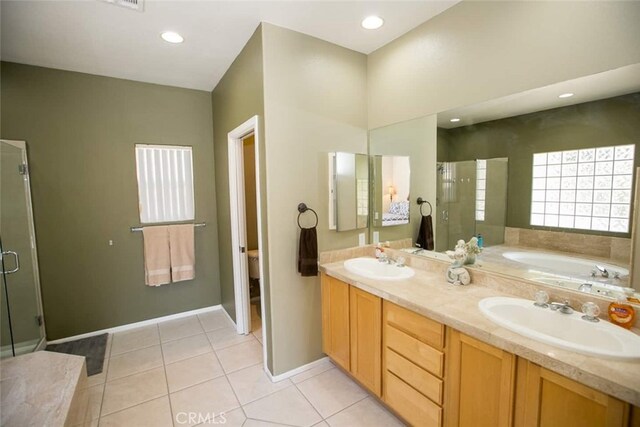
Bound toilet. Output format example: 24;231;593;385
247;249;260;283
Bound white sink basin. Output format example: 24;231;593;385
479;297;640;360
344;257;415;281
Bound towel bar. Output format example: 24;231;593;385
130;223;206;232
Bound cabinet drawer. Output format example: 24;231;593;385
384;370;442;427
385;348;443;405
384;301;444;349
385;325;444;378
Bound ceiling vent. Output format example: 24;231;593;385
101;0;144;12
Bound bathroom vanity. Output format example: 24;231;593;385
320;258;640;427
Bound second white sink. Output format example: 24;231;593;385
344;257;415;281
479;296;640;360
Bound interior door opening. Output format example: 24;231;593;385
227;116;267;371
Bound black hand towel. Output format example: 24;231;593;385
298;226;318;276
416;214;435;251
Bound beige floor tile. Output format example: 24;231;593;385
206;327;255;350
197;310;233;332
169;377;240;427
215;340;263;373
252;330;264;344
110;325;160;356
325;397;404;427
67;383;103;426
296;368;367;418
107;345;163;381
312;422;330;427
165;352;224;393
243;386;322;427
244;420;292;427
161;333;212;365
99;396;173;427
291;358;335;384
227;364;291;405
158;316;203;343
101;367;167;416
215;407;246;427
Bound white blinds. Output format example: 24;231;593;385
135;144;195;223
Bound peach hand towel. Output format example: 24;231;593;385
169;224;195;282
142;226;171;286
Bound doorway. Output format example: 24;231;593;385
227;116;266;356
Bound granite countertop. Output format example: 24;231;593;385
0;351;86;427
321;259;640;407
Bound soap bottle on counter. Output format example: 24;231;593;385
608;294;636;329
375;243;384;259
477;234;484;248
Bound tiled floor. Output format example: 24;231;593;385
69;309;404;427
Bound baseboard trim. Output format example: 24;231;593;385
46;305;222;345
266;356;330;383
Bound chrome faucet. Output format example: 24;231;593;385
550;300;574;314
410;244;423;254
595;265;609;278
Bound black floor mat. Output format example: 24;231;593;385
45;333;108;376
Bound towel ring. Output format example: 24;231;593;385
416;197;432;216
297;203;318;229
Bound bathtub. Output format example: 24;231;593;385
502;251;629;278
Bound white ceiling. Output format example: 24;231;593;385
1;0;459;91
438;63;640;129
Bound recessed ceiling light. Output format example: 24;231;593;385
558;93;574;99
361;16;384;30
450;118;461;123
161;31;184;44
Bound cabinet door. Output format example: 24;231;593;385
321;274;350;371
350;286;382;396
445;330;516;427
516;360;629;427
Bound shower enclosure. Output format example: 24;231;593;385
1;140;46;358
436;158;509;252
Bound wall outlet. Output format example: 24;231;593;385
373;231;380;244
358;233;366;246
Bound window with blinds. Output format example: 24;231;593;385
135;144;195;223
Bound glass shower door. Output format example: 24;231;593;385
1;140;45;357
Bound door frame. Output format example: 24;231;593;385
227;116;266;346
0;139;47;355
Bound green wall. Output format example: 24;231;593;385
440;93;640;238
1;62;221;339
210;25;269;337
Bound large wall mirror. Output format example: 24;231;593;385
368;62;640;300
329;152;369;231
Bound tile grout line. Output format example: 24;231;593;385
291;381;325;422
93;333;112;426
157;322;177;426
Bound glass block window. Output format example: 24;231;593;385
530;144;635;233
476;159;486;221
357;178;368;216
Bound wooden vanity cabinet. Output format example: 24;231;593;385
321;274;350;371
445;330;516;427
350;286;382;396
321;273;636;427
383;301;446;427
514;359;630;427
320;274;382;396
